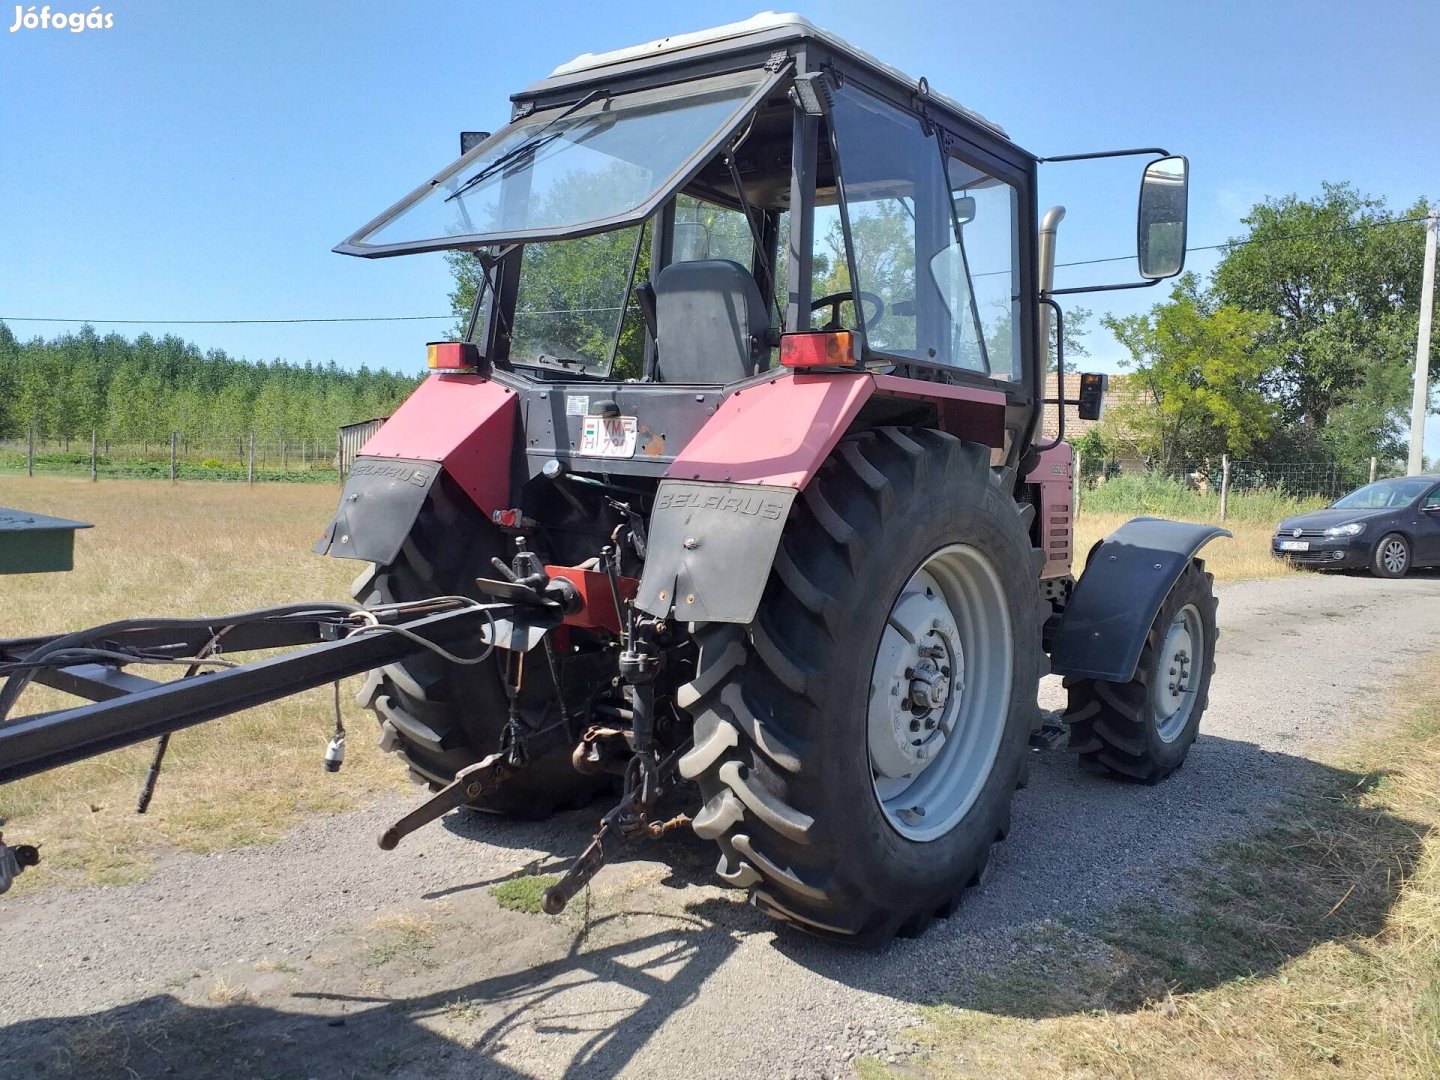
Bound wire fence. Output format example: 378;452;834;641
0;430;343;484
1074;453;1400;523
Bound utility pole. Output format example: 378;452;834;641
1409;207;1438;476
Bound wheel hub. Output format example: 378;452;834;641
868;577;965;782
1152;603;1204;743
866;546;1013;844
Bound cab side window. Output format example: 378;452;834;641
826;84;1020;379
1423;487;1440;509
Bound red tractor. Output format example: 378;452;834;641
1;15;1225;943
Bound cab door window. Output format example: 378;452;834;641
827;84;1019;379
948;159;1021;379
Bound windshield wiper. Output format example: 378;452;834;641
445;87;611;205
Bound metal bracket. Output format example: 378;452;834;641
764;48;790;73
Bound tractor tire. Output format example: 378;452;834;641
1370;533;1410;578
1063;559;1217;783
679;428;1045;942
351;473;603;817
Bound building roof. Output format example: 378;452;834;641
1041;373;1144;442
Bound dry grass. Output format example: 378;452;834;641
1076;511;1296;583
366;911;439;968
206;977;256;1006
0;477;409;890
896;656;1440;1080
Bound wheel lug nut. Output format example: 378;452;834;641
909;719;921;731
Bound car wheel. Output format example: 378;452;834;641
1370;533;1410;579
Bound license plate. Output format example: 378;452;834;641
578;415;637;459
1278;540;1309;552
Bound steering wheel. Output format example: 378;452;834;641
811;290;885;331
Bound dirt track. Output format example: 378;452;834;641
4;570;1440;1079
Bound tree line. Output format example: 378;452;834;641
0;322;421;445
1093;183;1438;472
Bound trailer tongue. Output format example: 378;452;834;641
0;546;695;904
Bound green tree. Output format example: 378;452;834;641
1212;183;1436;460
1102;275;1277;472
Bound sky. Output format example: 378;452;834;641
1;0;1437;456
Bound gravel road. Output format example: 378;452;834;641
4;570;1439;1079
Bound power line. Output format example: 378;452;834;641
0;314;451;325
1055;214;1431;270
1;215;1430;326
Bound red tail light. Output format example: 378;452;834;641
779;331;859;369
426;341;480;371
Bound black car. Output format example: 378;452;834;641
1272;475;1440;577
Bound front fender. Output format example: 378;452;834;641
1049;517;1230;683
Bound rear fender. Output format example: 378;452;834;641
315;374;517;564
638;371;1008;623
1049;517;1230;683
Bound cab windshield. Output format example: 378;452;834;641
347;71;770;253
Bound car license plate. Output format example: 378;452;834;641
1278;540;1309;552
578;415;637;459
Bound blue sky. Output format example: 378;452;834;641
2;0;1437;455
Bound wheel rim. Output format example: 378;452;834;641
867;544;1013;842
1152;603;1203;743
1382;538;1407;575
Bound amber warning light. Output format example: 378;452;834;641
779;331;858;369
426;341;481;371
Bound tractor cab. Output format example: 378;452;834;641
337;15;1038;438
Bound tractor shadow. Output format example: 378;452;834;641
0;905;752;1080
764;730;1429;1020
425;782;715;899
1;735;1424;1077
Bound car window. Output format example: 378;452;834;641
1333;478;1432;509
1424;487;1440;509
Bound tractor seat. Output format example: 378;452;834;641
653;259;771;384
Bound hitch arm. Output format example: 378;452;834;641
378;753;514;850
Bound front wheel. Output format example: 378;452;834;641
679;428;1045;942
1370;533;1410;578
1063;559;1218;782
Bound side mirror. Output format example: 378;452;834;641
1077;372;1108;421
1137;155;1188;280
951;195;976;226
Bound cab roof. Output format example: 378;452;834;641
525;11;1007;139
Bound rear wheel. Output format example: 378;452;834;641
352;473;603;817
1370;533;1410;578
1063;559;1218;783
680;428;1044;941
